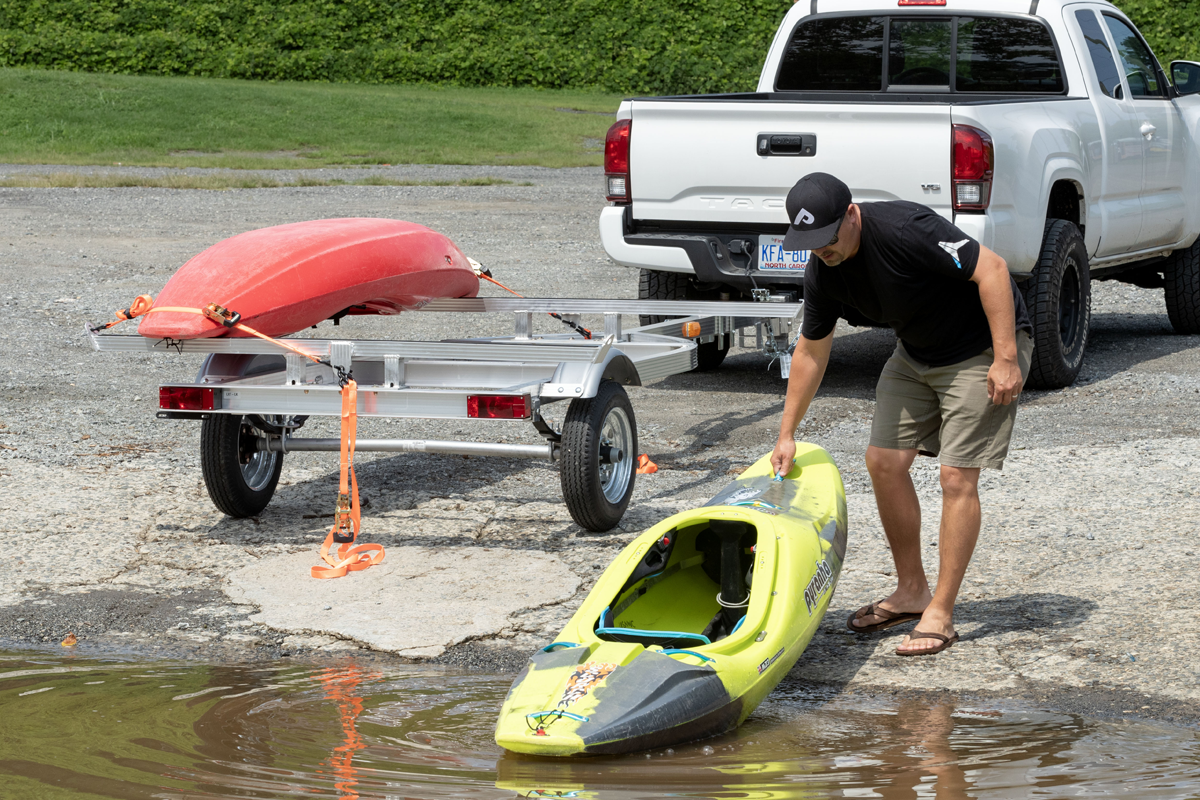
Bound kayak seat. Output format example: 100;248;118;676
595;606;711;649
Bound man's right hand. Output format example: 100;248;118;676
771;438;797;479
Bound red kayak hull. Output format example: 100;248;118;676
138;218;480;339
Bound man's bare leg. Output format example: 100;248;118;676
897;464;980;653
852;445;932;629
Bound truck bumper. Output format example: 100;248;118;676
599;206;694;274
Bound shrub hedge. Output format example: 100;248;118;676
0;0;1194;96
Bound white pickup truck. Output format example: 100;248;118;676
598;0;1200;388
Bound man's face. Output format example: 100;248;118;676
811;214;855;266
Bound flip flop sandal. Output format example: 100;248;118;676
896;630;960;656
846;601;922;634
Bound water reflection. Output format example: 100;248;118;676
0;652;1197;799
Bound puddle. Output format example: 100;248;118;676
1;651;1198;798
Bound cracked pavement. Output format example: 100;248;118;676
0;164;1198;723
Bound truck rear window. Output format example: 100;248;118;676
777;14;1063;94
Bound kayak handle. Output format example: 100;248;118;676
661;649;715;664
541;641;583;652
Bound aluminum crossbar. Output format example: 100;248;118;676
261;437;557;460
419;297;803;318
88;329;607;362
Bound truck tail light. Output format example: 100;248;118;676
605;119;632;204
467;394;531;419
952;124;994;212
160;386;214;411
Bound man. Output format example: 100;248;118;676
769;173;1033;656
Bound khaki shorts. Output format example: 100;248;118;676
870;332;1033;470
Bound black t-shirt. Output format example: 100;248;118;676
800;201;1032;366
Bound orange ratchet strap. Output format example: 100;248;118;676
99;294;385;580
94;294;325;366
311;380;385;579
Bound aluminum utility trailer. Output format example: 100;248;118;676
88;298;803;531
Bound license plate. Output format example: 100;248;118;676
758;235;809;273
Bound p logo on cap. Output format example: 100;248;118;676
782;172;853;252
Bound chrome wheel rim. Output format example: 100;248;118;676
598;406;634;504
238;420;277;492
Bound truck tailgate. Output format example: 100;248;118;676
629;100;953;224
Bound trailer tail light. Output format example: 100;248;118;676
952;124;994;212
160;386;214;411
467;394;531;419
605;119;632;204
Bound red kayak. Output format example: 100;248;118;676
138;218;480;339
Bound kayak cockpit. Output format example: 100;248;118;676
594;518;760;649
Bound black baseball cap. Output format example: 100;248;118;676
782;173;853;251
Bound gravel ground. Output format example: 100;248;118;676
1;164;1198;727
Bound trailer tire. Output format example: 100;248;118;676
560;380;637;532
1023;220;1090;389
637;268;729;371
1165;237;1200;334
200;414;283;518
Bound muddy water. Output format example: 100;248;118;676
2;652;1198;799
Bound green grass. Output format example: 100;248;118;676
0;67;621;168
0;172;527;189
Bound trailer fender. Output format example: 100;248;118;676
540;351;641;400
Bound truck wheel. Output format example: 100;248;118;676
200;414;283;518
560;380;637;532
1165;237;1200;334
638;268;729;371
1023;220;1090;389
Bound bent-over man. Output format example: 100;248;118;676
769;173;1033;655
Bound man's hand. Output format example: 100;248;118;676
772;332;832;474
771;438;797;478
987;356;1023;405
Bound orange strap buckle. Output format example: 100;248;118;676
202;303;242;328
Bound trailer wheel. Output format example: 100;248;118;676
1165;237;1200;334
200;414;283;518
560;380;637;532
638;268;729;371
1023;220;1091;389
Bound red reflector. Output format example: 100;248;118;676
898;0;946;5
159;386;214;411
467;395;530;419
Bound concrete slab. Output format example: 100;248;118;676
224;546;581;657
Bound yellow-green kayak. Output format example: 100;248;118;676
494;443;847;756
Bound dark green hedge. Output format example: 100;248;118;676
0;0;1195;95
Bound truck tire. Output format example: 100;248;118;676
560;380;637;532
200;414;283;518
1165;237;1200;334
1023;220;1091;389
637;268;729;371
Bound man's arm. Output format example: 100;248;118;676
771;331;834;476
969;245;1022;405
